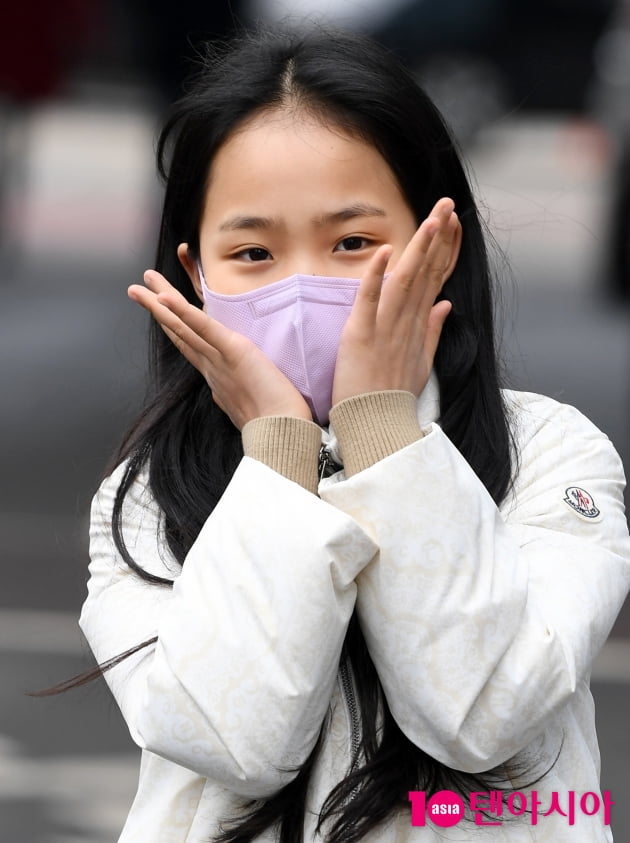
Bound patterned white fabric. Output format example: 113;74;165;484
80;383;630;841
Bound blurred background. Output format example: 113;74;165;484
1;1;629;840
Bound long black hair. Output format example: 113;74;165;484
107;26;520;843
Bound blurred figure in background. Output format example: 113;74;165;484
0;2;98;102
0;1;246;264
0;1;100;251
589;0;630;300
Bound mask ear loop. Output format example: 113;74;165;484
196;260;210;293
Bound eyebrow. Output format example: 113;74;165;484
313;203;387;226
218;203;387;232
219;214;278;232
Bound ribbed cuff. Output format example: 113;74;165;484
241;416;322;495
329;390;422;477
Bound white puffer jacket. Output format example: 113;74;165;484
80;380;630;841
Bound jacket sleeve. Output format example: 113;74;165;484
79;456;377;798
319;393;630;773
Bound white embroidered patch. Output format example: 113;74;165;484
563;487;601;519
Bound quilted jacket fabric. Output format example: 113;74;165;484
80;381;630;841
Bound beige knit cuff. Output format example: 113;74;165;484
329;390;423;477
241;416;322;495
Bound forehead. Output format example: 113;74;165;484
218;106;367;156
203;109;407;217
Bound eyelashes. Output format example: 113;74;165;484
233;247;272;262
334;236;371;252
230;235;376;264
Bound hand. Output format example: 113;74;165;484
332;197;460;405
128;271;312;429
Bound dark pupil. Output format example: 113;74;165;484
250;248;268;261
344;237;362;250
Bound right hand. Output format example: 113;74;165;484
128;270;313;430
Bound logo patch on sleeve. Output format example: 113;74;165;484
563;487;600;519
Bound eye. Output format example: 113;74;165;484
334;236;370;252
235;247;272;262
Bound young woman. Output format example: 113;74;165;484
79;27;630;842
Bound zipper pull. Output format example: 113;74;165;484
319;444;342;480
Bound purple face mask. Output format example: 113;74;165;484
198;265;361;425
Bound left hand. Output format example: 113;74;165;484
332;197;460;405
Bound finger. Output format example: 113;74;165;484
160;322;208;373
143;269;178;295
430;196;456;219
390;218;437;296
129;283;217;362
128;283;166;316
142;270;214;323
129;270;189;314
383;198;454;300
417;210;460;315
378;201;457;330
154;289;238;359
136;270;235;355
417;199;457;290
376;217;438;324
351;244;392;325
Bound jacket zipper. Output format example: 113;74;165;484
318;444;341;480
339;658;361;762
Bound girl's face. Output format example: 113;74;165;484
178;111;418;297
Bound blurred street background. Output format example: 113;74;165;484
1;1;629;841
